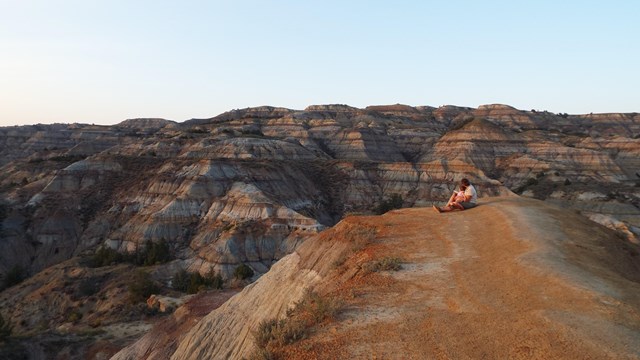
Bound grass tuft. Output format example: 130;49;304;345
249;291;342;359
363;257;403;273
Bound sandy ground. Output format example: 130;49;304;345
289;197;640;359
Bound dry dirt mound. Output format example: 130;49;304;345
286;197;640;359
143;196;640;359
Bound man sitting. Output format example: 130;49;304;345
433;178;477;213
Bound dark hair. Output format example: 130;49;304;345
461;178;470;186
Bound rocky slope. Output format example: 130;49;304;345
0;104;639;357
116;197;640;359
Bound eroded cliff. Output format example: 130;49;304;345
130;197;640;359
0;104;639;358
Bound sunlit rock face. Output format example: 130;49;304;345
1;104;639;279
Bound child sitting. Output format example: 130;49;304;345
448;185;467;209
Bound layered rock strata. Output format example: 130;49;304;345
1;104;639;282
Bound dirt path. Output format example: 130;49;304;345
299;197;640;359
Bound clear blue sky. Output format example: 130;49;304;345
1;0;638;126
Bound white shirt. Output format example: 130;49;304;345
464;184;478;204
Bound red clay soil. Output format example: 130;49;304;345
285;197;640;359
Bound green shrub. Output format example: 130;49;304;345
89;239;172;268
78;278;100;297
0;313;12;341
254;318;306;348
143;239;171;266
449;116;476;131
173;269;223;294
49;154;85;163
296;291;341;323
363;257;403;273
250;291;341;359
90;247;123;267
172;269;190;293
67;311;82;323
234;264;254;280
2;265;27;290
254;319;281;348
247;347;277;360
128;270;158;304
0;202;8;222
186;272;207;294
346;224;377;253
375;194;403;215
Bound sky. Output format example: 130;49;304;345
1;0;638;126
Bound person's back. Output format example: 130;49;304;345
434;178;477;213
464;183;478;204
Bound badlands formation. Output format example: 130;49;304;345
0;104;639;358
117;197;640;359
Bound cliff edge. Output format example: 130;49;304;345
116;196;640;359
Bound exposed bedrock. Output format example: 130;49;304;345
0;104;638;280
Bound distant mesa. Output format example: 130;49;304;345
116;118;177;129
365;104;422;113
476;104;517;111
185;106;294;126
304;104;360;112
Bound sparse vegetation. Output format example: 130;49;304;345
526;178;539;186
89;247;122;267
67;311;83;324
295;291;341;323
78;277;101;297
0;202;8;235
375;194;403;215
250;291;341;359
514;177;539;194
172;268;223;294
346;224;378;253
449;115;477;131
332;253;348;268
143;239;171;266
0;312;12;341
187;128;209;134
363;257;403;273
254;318;306;349
89;239;172;268
128;270;159;304
234;263;255;280
239;127;264;137
1;265;27;291
28;154;85;164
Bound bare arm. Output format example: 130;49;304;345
447;192;456;205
